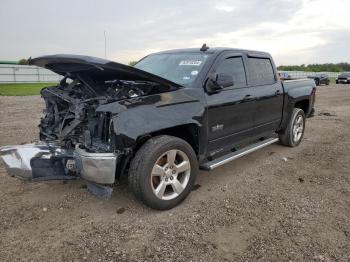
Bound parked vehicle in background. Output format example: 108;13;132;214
336;73;350;84
307;74;330;86
278;71;293;80
0;46;316;210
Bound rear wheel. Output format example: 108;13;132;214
279;108;305;147
128;135;198;210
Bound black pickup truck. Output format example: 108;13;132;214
0;46;316;210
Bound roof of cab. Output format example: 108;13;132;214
151;47;271;56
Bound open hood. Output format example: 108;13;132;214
29;54;181;89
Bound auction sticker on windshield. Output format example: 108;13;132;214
179;60;202;66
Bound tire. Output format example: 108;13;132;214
128;135;198;210
315;79;320;86
279;108;306;147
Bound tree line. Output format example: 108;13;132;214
278;63;350;72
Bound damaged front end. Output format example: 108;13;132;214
0;144;117;183
0;54;179;188
0;72;121;185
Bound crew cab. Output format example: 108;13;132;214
0;46;316;210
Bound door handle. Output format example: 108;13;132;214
275;90;282;95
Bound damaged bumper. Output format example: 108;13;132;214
0;144;117;184
74;148;117;184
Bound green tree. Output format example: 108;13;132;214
277;63;350;72
129;61;138;66
18;58;29;65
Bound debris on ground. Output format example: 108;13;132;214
318;112;337;117
116;207;126;214
192;184;201;191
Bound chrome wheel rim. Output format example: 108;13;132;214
293;115;304;143
150;149;191;200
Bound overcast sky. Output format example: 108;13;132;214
0;0;349;65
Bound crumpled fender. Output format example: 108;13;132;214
114;102;203;139
96;89;205;147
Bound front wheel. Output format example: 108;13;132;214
279;108;306;147
128;135;198;210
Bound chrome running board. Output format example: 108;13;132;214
200;137;279;170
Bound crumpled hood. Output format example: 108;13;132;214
29;54;181;89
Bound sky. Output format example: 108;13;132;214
0;0;349;66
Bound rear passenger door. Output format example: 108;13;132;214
245;55;284;136
205;53;255;156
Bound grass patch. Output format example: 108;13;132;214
0;83;57;96
329;77;337;85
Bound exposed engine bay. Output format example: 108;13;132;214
40;74;163;152
0;55;182;188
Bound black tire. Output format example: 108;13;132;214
315;79;320;86
128;135;198;210
279;108;306;147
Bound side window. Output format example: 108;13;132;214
216;57;247;88
247;57;276;85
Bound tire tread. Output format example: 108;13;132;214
279;108;305;147
128;135;198;210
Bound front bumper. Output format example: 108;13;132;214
0;143;117;184
74;148;117;184
337;79;350;84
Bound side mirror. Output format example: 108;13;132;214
206;73;234;93
217;73;234;88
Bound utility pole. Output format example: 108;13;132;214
104;30;107;59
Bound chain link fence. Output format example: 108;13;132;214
280;71;342;79
0;64;62;83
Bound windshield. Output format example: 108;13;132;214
134;53;211;86
339;73;350;78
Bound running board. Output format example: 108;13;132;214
200;137;279;171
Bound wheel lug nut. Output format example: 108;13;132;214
170;176;173;180
172;170;176;174
165;178;168;182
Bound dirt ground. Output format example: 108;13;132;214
0;85;349;262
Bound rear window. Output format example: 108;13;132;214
247;57;276;85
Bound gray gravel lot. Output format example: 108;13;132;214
0;85;349;261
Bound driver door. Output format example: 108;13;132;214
205;53;256;157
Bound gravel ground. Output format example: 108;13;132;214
0;85;349;261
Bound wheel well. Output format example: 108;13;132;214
295;99;309;114
136;124;200;155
